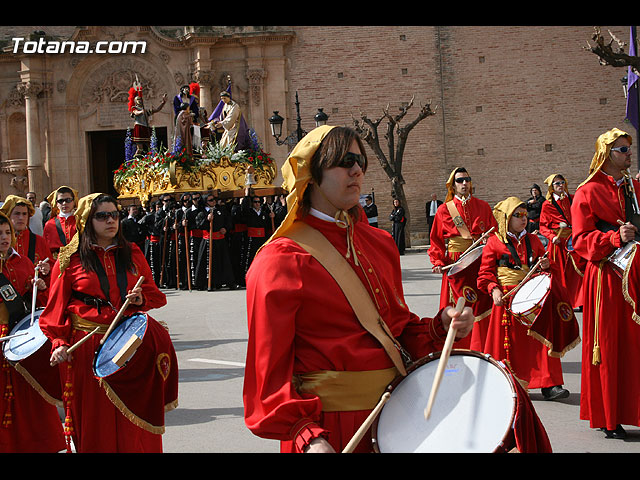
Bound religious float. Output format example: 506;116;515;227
113;80;284;205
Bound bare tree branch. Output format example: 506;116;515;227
586;26;640;74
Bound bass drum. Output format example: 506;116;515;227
372;350;517;453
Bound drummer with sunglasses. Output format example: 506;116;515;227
428;167;497;351
570;128;640;440
40;193;178;452
477;197;571;401
243;126;480;453
538;174;586;311
42;186;78;261
0;211;64;452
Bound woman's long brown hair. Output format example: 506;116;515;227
79;194;133;274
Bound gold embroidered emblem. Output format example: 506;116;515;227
157;353;171;380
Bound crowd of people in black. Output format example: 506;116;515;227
121;187;288;291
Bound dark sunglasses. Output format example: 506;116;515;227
56;197;74;204
455;176;472;184
337;152;366;170
94;211;119;221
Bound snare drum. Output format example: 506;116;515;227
2;309;63;403
609;241;639;277
3;309;47;363
371;350;517;453
447;246;484;276
508;273;551;328
93;312;148;378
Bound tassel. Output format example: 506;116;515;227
62;363;74;453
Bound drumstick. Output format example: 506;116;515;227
0;331;29;343
342;392;391;453
65;326;101;355
502;252;548;301
29;265;40;326
442;227;495;271
424;296;465;420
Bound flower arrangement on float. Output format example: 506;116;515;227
113;126;278;203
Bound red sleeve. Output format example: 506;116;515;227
538;201;557;241
243;241;326;444
428;206;450;267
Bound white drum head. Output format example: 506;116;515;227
510;274;550;315
373;352;516;453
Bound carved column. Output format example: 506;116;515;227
17;81;47;194
194;69;215;120
247;68;267;144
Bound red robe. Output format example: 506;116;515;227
428;195;497;350
0;251;64;453
43;214;77;258
477;232;565;390
571;169;640;431
539;195;585;308
244;211;453;453
243;210;551;453
39;243;177;453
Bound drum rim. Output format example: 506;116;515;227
371;349;517;453
447;246;484;276
2;309;47;363
507;272;552;327
92;312;148;378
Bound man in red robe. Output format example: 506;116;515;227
43;186;78;260
242;126;551;454
571;128;640;439
538;174;585;309
428;167;497;350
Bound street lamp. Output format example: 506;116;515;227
269;91;329;147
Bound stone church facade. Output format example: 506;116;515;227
0;25;633;237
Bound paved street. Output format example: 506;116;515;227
155;247;639;453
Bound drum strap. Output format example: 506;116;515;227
550;197;571;227
27;229;36;263
503;236;533;269
446;201;472;239
284;221;409;376
55;217;67;246
92;253;129;312
0;273;27;331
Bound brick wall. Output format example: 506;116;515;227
285;26;635;242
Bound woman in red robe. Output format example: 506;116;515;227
538;174;585;309
0;211;64;452
477;197;569;400
571;128;640;439
40;193;178;452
